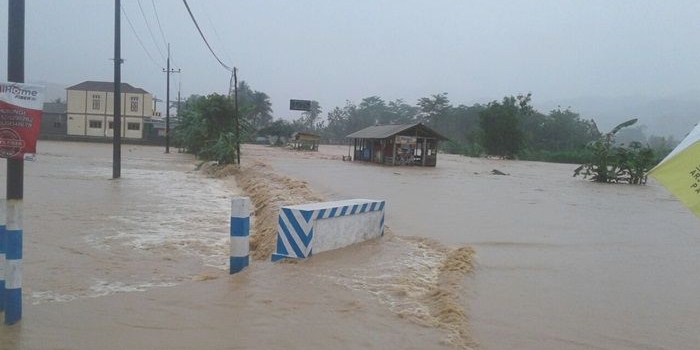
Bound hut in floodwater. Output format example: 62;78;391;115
290;131;320;151
346;123;448;166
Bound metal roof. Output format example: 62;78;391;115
66;81;149;94
346;122;447;140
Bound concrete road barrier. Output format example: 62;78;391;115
272;199;385;261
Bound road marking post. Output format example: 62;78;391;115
230;197;250;274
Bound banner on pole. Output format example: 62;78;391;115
0;82;45;159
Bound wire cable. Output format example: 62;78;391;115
181;0;232;72
199;2;234;63
151;0;169;49
121;4;164;69
150;0;180;69
136;0;166;62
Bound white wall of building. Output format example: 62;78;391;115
66;86;152;139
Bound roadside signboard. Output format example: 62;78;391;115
290;99;312;111
0;82;45;159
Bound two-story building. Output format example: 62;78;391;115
66;81;153;139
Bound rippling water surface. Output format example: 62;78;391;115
256;144;700;350
2;141;699;350
0;141;466;350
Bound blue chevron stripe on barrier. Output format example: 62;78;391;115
272;199;385;261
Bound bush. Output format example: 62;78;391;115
573;119;655;184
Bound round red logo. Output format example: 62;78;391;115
0;128;25;158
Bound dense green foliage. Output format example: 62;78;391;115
573;119;656;184
174;85;264;163
175;83;674;171
478;94;532;158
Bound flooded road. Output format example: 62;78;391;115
1;141;698;349
253;144;700;350
0;141;468;350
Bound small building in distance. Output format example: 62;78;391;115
66;81;153;140
40;101;67;138
346;123;448;166
290;131;320;151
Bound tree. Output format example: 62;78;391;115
322;105;350;143
479;93;532;158
173;93;252;164
258;119;295;145
387;99;419;124
357;96;391;126
524;108;599;151
299;100;322;131
245;91;273;130
235;80;273;131
417;93;450;126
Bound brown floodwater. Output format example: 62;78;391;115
251;144;700;350
0;141;468;350
0;141;698;350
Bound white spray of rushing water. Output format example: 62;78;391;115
23;144;240;305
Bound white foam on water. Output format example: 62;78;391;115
315;237;444;318
87;279;179;297
30;279;179;305
81;167;236;270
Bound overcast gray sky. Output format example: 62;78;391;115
1;0;700;120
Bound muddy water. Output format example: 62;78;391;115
0;141;467;350
2;141;698;350
252;144;700;350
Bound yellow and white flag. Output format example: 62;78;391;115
648;122;700;218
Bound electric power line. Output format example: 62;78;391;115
136;0;166;62
150;0;180;69
199;2;234;63
151;0;169;49
121;4;164;69
181;0;232;72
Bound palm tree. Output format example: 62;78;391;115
247;91;273;130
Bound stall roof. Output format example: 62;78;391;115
346;122;448;140
293;131;321;140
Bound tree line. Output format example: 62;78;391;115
173;83;675;173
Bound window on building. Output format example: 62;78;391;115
92;94;101;110
108;121;114;129
127;122;140;131
89;120;102;129
130;96;139;112
53;121;61;128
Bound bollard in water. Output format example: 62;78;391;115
4;199;22;324
230;197;251;274
0;199;5;313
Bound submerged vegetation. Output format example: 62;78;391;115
174;83;674;171
573;119;656;184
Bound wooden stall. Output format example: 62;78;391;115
346;123;448;167
290;132;320;151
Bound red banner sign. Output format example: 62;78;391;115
0;82;45;159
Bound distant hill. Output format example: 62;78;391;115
536;94;700;140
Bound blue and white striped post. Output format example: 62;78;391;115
4;199;22;324
230;197;251;274
0;199;5;313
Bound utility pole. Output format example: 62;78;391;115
5;0;24;325
163;43;180;154
152;96;162;116
176;89;181;120
113;0;122;179
232;67;240;165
